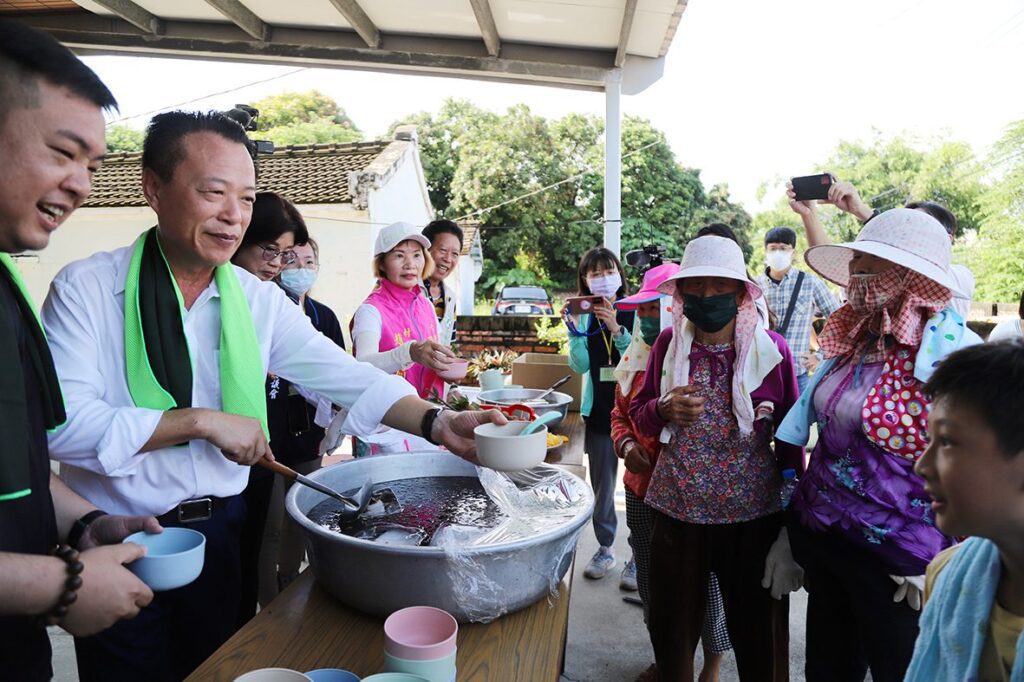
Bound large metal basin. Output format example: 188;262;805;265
285;452;593;623
476;388;572;426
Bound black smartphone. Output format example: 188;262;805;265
791;173;833;201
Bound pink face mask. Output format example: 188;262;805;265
846;266;908;313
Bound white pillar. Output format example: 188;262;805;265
603;69;623;256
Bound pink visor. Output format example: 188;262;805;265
614;262;680;311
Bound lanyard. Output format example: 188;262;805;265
599;325;613;362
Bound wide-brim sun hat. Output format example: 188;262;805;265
803;207;962;295
615;262;681;310
374;221;432;256
657;235;762;300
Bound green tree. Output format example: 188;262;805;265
251;90;362;145
959;119;1024;302
105;123;144;152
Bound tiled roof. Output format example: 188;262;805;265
84;141;391;208
459;221;479;257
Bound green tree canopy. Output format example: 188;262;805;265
390;99;752;294
105;123;144;152
251;90;362;146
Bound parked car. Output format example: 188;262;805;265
493;286;554;315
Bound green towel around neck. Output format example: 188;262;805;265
0;253;66;501
124;228;268;438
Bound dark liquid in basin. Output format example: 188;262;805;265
307;476;506;546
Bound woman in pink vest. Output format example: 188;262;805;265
351;222;456;454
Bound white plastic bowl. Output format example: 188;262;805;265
473;421;547;471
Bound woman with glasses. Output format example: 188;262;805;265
230;191;310;624
231;192;303;281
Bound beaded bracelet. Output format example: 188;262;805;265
36;544;84;627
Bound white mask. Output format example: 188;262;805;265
588;272;622;298
279;268;318;296
766;250;793;272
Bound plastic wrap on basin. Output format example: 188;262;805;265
285;452;594;623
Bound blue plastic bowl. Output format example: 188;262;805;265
123;527;205;591
305;670;360;682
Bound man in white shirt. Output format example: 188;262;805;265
41;110;503;681
787;177;976;319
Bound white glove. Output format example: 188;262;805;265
761;528;804;599
890;574;925;611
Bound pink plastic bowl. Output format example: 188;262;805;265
437;359;468;381
383;606;458;661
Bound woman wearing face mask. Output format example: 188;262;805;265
611;263;734;682
629;236;802;681
350;222;454;455
565;247;635;582
774;209;982;682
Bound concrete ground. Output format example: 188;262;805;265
560;466;811;682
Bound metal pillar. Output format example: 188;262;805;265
603;69;622;256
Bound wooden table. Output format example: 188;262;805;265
187;411;590;682
186;570;571;681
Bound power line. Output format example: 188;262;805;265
453;140;661;222
106;68;309;126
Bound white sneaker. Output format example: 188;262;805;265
619;558;638;591
583;546;616;579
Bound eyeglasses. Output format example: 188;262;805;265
257;244;297;265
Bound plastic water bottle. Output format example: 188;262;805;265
780;468;798;510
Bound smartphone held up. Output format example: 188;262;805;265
791;173;833;202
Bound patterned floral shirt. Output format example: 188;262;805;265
645;342;784;524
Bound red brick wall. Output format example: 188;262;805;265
454;315;560;355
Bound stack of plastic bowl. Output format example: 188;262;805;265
382;606;458;682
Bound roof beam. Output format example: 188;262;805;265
80;0;163;35
614;0;638;67
202;0;268;41
27;14;614;90
325;0;380;48
469;0;501;57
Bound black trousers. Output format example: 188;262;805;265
237;468;274;627
648;510;789;682
789;522;921;682
74;494;247;682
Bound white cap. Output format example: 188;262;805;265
374;221;431;256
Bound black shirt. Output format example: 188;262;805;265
266;296;346;467
0;274;59;681
584;307;635;434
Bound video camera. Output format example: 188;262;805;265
223;104;274;159
625;244;667;271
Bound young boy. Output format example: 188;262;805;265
907;338;1024;681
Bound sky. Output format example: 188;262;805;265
82;0;1024;213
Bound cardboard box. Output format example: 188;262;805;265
511;353;583;412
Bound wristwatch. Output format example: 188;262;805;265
67;509;108;550
421;407;443;446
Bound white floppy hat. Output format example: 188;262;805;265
657;235;763;300
374;221;432;256
804;208;962;295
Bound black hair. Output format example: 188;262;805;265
923;338;1024;458
239;192;309;249
697;223;739;242
1019;289;1024;321
422;220;464;250
906;201;957;237
143;110;254;183
764;226;797;247
577;247;628;298
0;20;117;126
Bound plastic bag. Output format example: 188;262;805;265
436;463;592;622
